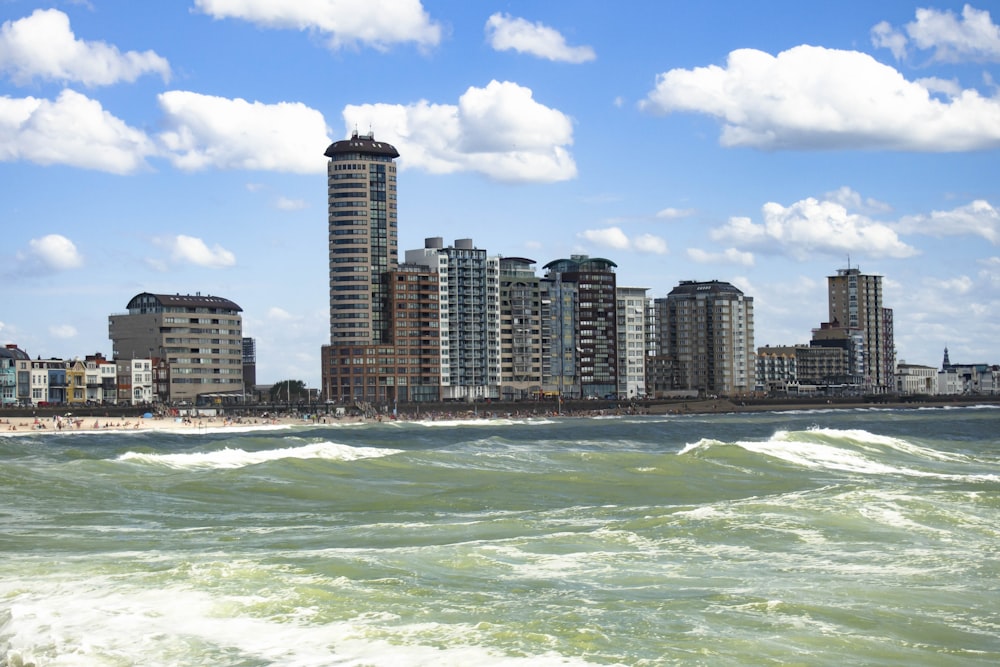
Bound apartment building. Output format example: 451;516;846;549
498;257;544;401
407;238;501;401
109;292;244;404
827;267;895;392
617;286;649;399
651;280;755;397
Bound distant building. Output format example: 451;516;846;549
617;286;649;399
938;349;999;395
407;237;501;401
498;257;544;401
242;337;257;395
109;292;244;404
896;362;938;395
0;344;29;406
650;280;755;397
827;267;894;392
320;131;401;404
544;255;618;399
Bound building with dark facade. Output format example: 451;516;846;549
650;280;755;397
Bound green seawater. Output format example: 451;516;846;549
1;407;999;666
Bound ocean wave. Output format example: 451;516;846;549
117;441;402;470
678;428;997;481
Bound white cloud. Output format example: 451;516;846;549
633;233;669;254
640;44;1000;151
485;13;595;63
0;89;155;173
578;226;668;254
153;235;236;268
0;9;170;86
871;20;908;60
710;196;917;260
344;80;576;183
687;247;754;266
874;5;1000;63
896;199;1000;243
275;196;306;210
267;307;294;321
194;0;441;51
655;207;695;220
157;91;330;173
823;186;892;214
16;234;84;272
49;324;78;339
924;275;975;294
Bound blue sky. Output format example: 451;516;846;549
2;0;998;388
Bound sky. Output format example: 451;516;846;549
2;0;999;388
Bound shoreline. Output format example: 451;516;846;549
2;397;998;436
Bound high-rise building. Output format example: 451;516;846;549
498;257;543;400
616;286;649;399
826;267;894;392
108;292;243;404
543;256;618;399
651;280;755;396
320;131;401;403
323;130;400;345
406;238;500;401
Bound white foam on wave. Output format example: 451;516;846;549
803;427;969;462
0;568;602;667
118;441;402;470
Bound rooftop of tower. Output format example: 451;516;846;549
324;130;400;159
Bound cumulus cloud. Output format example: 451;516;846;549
194;0;441;51
578;226;668;254
157;91;330;173
710;196;917;260
485;13;595;63
0;9;170;86
687;247;755;266
344;80;576;183
640;44;1000;151
15;234;84;272
0;89;155;173
152;235;236;268
872;5;1000;63
896;199;1000;243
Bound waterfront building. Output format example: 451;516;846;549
109;292;244;404
543;256;618;399
827;267;895;392
0;344;29;406
65;359;87;405
386;264;443;403
651;280;755;397
616;286;649;399
242;338;257;396
406;238;501;401
27;357;67;405
540;273;579;399
320;131;401;403
498;257;543;400
84;353;117;404
756;345;804;393
896;362;938;395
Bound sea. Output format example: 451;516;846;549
1;405;999;666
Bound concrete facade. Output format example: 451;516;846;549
109;292;243;404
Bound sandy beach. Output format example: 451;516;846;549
3;396;996;436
